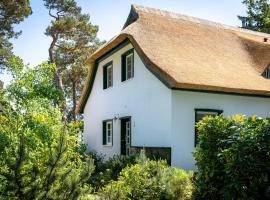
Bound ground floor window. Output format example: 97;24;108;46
121;117;131;155
195;109;223;146
103;120;113;146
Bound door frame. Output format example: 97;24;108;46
120;116;131;155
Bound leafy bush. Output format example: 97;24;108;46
99;154;193;200
0;61;94;199
194;115;270;200
88;151;136;191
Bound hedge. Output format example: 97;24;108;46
194;115;270;200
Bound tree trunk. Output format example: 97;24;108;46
49;35;67;120
71;79;77;121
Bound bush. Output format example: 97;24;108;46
87;151;136;191
0;63;94;199
194;115;270;200
99;154;193;200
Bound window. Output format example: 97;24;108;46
262;65;270;79
121;49;134;81
103;120;113;146
194;109;223;146
126;120;131;155
103;62;113;89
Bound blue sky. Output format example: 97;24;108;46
2;0;247;83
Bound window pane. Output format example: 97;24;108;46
107;136;111;143
107;65;112;87
196;111;218;122
126;53;133;79
107;123;110;129
106;121;112;145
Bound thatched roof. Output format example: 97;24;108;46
76;4;270;113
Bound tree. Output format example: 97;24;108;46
239;0;270;33
44;0;103;120
0;0;32;71
0;58;94;199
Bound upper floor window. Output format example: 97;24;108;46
121;49;134;82
103;120;113;146
262;65;270;79
194;109;223;146
103;62;113;89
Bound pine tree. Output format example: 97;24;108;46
239;0;270;33
44;0;104;120
0;0;32;71
0;59;94;199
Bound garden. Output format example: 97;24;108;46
1;0;270;199
0;61;269;199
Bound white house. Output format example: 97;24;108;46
76;5;270;170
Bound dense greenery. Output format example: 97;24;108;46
0;60;94;199
88;151;136;191
99;153;194;200
239;0;270;33
0;0;32;71
44;0;104;120
194;115;270;200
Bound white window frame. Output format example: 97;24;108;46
125;120;131;155
125;53;134;80
106;64;113;88
106;121;113;146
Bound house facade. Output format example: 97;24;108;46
76;5;270;170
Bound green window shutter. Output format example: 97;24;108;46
121;55;126;82
103;66;107;89
103;121;106;145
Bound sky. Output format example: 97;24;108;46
1;0;247;83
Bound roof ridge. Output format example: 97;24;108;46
132;4;270;38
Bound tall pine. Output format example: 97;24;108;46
239;0;270;33
44;0;104;120
0;0;31;71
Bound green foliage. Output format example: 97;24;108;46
0;61;94;199
6;58;62;106
43;0;105;120
194;115;270;200
88;151;136;191
0;0;32;70
99;155;193;200
240;0;270;33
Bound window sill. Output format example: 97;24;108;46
122;77;134;83
103;86;113;91
103;144;113;147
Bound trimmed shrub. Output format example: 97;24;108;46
99;155;193;200
194;115;270;200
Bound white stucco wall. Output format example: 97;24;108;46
83;43;172;158
83;42;270;170
171;90;270;170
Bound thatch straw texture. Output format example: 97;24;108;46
76;5;270;113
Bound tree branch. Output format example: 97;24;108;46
49;8;58;20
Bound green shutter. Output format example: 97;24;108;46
103;66;107;89
121;55;126;82
103;121;106;145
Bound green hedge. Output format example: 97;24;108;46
99;154;193;200
194;115;270;200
